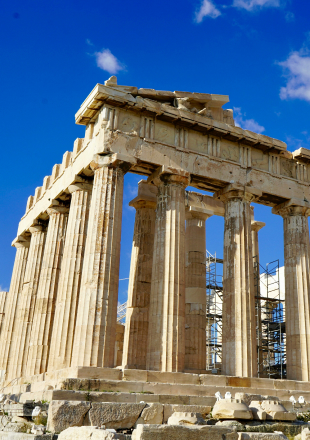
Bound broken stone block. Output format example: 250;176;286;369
302;427;310;440
212;399;253;420
250;401;296;422
58;426;129;440
248;403;267;421
163;404;212;422
0;435;53;440
135;403;163;425
167;412;207;426
132;424;238;440
4;403;35;417
31;425;46;435
89;402;146;430
235;394;279;406
216;420;246;431
238;433;289;440
46;400;91;433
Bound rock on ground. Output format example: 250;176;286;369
47;400;91;433
235;394;279;406
89;402;146;430
132;424;238;440
212;399;253;420
238;433;288;440
163;404;211;422
167;412;207;426
58;426;128;440
135;403;163;425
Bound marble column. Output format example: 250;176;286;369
7;224;47;380
26;204;68;376
71;159;126;368
184;209;211;372
122;181;157;370
48;182;92;371
146;169;189;372
0;237;30;379
250;209;266;375
273;204;310;381
0;292;7;334
217;188;257;377
251;207;265;265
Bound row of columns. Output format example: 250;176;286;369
1;159;310;381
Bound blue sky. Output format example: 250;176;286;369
1;0;310;301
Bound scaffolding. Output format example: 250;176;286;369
254;258;286;379
117;301;127;324
205;252;286;377
206;250;223;372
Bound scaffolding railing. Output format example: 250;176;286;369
206;250;223;372
117;302;127;324
254;257;286;379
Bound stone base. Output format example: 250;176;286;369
2;367;310;408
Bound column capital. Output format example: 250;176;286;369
129;180;157;210
272;199;310;217
47;200;69;216
214;184;262;204
251;220;266;232
68;182;93;193
90;153;136;173
12;235;30;249
29;224;47;234
185;207;213;221
147;165;190;188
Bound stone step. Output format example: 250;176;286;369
6;378;310;405
18;389;217;406
4;368;310;408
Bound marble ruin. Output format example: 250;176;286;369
1;76;310;397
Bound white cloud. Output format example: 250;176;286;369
234;107;265;133
195;0;221;22
279;49;310;102
232;0;280;11
95;49;124;74
86;39;93;46
285;11;295;22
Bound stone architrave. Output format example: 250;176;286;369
71;155;131;368
146;167;190;372
184;209;212;371
48;182;92;372
0;237;30;378
273;203;310;381
122;181;157;370
216;187;257;377
25;203;69;376
7;223;47;380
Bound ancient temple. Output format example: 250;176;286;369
1;76;310;396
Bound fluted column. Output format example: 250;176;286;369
273;203;310;381
184;210;211;371
71;158;127;368
250;209;266;375
217;188;257;377
0;292;7;334
146;168;189;372
26;204;68;376
48;182;92;371
7;224;47;380
0;237;30;380
122;181;157;370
